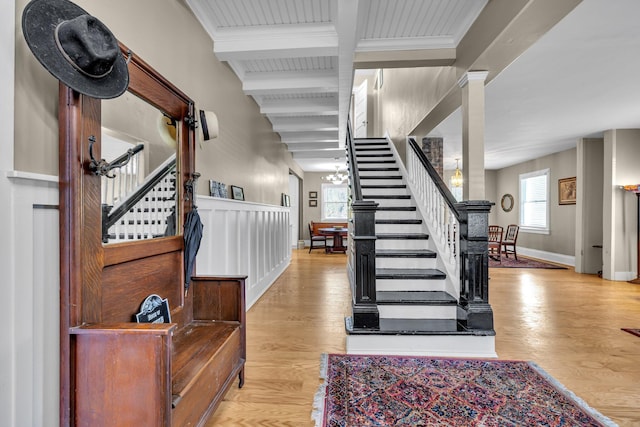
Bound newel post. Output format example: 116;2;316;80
350;200;379;329
456;200;494;331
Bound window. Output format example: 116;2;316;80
321;183;348;220
519;169;549;233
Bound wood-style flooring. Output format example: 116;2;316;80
206;250;640;426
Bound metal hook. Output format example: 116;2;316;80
125;49;132;65
87;135;144;178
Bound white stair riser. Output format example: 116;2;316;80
375;223;424;234
376;240;430;250
361;187;408;196
378;305;457;320
370;198;414;207
376;257;437;269
376;278;446;292
346;335;497;358
359;170;400;177
375;210;418;220
355;152;392;158
358;163;397;169
359;179;405;186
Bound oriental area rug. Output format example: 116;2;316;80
621;328;640;338
489;256;567;269
312;354;616;427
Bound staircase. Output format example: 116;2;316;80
346;136;496;358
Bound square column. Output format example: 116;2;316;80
459;71;488;200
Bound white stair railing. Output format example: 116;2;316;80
405;138;460;279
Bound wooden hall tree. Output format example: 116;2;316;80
58;44;246;426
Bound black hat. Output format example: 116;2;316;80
22;0;129;99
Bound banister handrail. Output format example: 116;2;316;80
104;154;177;232
346;119;363;201
407;137;462;222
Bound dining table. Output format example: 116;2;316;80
319;227;348;253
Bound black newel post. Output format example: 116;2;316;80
350;200;379;329
457;200;494;331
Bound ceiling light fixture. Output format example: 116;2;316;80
451;158;463;188
323;164;348;185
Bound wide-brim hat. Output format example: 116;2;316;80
22;0;129;99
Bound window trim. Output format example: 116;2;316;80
519;168;550;235
321;183;348;221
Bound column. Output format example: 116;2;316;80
458;71;488;200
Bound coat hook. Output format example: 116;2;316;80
88;135;144;178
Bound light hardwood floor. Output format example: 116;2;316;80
206;249;640;426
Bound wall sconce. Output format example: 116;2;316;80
451;158;463;188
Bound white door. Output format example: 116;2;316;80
353;80;368;138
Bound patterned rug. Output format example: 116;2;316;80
313;354;616;427
621;328;640;338
489;256;567;269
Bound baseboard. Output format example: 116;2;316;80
518;247;575;267
612;271;636;281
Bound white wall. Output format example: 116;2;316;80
195;196;291;309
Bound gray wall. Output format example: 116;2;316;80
14;0;302;205
492;148;577;256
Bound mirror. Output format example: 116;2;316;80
501;193;514;212
100;91;179;244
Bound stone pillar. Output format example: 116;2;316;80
458;71;488;200
421;137;444;179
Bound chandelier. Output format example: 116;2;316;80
451;158;463;188
323;165;348;185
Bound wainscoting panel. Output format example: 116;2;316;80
1;172;59;427
196;196;291;309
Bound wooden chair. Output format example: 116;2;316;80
309;222;328;253
488;225;503;262
502;224;520;260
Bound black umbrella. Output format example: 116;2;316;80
183;173;203;294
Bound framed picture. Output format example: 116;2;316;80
309;199;317;207
309;191;318;199
281;193;290;207
231;185;245;201
558;177;576;205
209;180;227;198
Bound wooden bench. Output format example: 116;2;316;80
59;46;246;426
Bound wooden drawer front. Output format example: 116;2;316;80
172;328;242;426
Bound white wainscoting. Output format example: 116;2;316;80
1;171;60;427
196;196;291;309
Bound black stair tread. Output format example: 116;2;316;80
361;184;406;189
376;290;455;304
376;249;436;258
376;233;429;240
358;167;400;171
375;219;422;224
376;268;445;279
376;206;417;211
357;160;396;164
355;147;391;151
359;175;403;180
354;142;389;146
356;153;394;158
345;317;494;336
363;194;411;199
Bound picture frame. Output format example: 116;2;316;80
209;180;227;198
281;193;290;207
309;191;318;199
558;177;576;205
309;199;317;207
231;185;245;201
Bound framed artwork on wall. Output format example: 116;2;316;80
558;177;576;205
231;185;245;201
309;191;318;199
309;199;317;207
281;193;290;207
